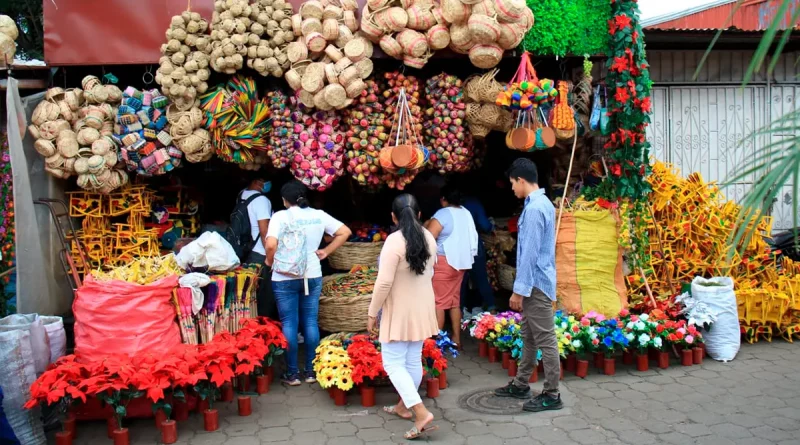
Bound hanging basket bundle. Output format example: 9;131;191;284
379;84;429;190
423;73;474;174
462;70;512;140
289;106;347;191
116;86;184;176
495;52;558;112
265;89;295;169
29;80;129;193
550;80;576;141
360;0;439;68
156;10;211;111
199;76;271;164
505;108;555;152
344;79;386;186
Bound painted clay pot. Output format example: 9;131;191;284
173;400;189;422
593;352;604;369
221;383;234;402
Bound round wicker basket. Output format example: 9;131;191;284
328;241;383;270
319;273;373;333
497;263;516;291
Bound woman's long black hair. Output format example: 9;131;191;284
392;194;430;275
281;180;310;208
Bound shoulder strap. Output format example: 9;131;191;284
242;192;263;206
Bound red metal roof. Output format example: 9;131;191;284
644;0;800;32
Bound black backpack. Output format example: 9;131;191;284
226;191;264;261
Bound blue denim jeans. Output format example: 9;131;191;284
272;277;322;375
460;240;496;310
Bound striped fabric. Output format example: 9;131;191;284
514;189;557;301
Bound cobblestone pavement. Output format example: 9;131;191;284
68;339;800;445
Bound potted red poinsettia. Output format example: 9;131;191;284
193;333;237;431
231;327;271;417
422;339;447;398
240;318;287;394
24;356;89;445
84;356;145;445
346;335;386;407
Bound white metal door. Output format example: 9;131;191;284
667;86;766;204
768;86;800;231
645;87;669;163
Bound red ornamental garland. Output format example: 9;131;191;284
602;0;653;201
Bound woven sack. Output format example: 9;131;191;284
469;14;501;44
469;43;503;68
379;35;403;58
497;264;516;291
397;29;428;58
441;0;471;24
494;0;525;23
426;24;450;50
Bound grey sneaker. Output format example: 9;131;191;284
522;392;563;412
304;371;317;384
494;381;531;399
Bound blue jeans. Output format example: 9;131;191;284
461;240;496;309
272;277;322;375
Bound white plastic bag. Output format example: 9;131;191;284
0;314;50;374
0;329;46;445
691;276;739;362
178;273;213;315
175;232;240;272
40;316;66;364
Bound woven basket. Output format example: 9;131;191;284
328;241;383;270
426;24;450;50
469;44;503;69
469;14;501;44
497;264;516;291
319;273;372;333
441;0;471;24
397;29;428;58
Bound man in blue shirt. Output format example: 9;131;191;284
494;158;562;413
460;196;496;314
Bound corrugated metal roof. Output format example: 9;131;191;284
643;0;800;32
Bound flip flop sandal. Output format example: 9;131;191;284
404;424;439;440
383;405;412;420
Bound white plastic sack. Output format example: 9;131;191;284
40;316;66;364
0;329;46;445
178;273;212;315
0;314;50;374
691;276;739;362
175;232;240;272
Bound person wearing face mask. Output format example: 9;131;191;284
238;175;276;318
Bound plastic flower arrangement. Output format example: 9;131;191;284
472;313;498;341
435;330;459;359
343;335;386;385
492;317;520;352
597;318;630;358
575;314;601;356
313;339;354;391
422;338;448;378
554;310;579;358
625;312;660;354
461;311;490;337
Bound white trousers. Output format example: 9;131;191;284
380;340;424;408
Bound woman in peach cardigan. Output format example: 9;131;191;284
367;194;439;440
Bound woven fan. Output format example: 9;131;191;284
200;76;271;164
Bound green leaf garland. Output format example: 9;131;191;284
521;0;611;57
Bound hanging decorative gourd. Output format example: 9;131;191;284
423;73;473;174
550;80;575;140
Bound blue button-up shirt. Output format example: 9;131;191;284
514;189;557;300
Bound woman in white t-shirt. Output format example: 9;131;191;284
265;181;351;386
424;185;478;347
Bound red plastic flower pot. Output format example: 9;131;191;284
63;416;76;439
508;360;518;377
238;396;252;416
221;383;234;402
692;347;703;365
197;398;210;413
622;350;634;365
161;420;177;444
426;378;440;398
657;351;669;369
55;431;72;445
154;409;167;431
112;428;129;445
438;370;448;390
333;388;348;406
603;358;616;376
203;409;219;432
528;366;538;383
361;386;376;407
106;417;118;439
488;347;499;363
501;351;511;369
478;341;488;357
256;375;270;395
593;352;604;369
575;359;589;378
636;353;649;372
239;375;251;393
565;354;577;372
174;400;189;422
681;349;693;366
